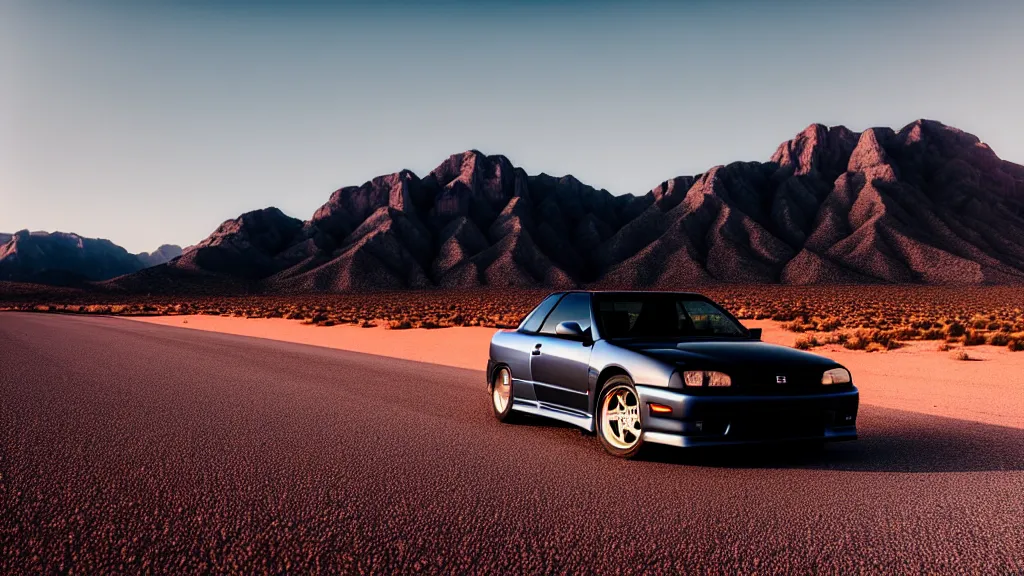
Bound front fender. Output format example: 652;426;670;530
588;340;676;412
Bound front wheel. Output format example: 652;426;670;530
490;366;518;423
597;377;644;458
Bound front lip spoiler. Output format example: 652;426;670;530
643;428;858;448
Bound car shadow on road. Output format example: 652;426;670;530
638;406;1024;473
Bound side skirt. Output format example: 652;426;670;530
511;399;594;433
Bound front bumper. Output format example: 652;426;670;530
636;385;859;448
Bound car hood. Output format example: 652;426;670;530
617;339;840;369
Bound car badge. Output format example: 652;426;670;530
776;375;787;384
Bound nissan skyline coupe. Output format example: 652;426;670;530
486;291;858;458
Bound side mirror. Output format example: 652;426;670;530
748;327;762;341
555;321;586;340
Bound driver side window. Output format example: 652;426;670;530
539;293;592;336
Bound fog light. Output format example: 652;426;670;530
649;403;672;414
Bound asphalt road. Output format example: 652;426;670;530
1;313;1023;574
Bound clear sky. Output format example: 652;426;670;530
3;0;1022;253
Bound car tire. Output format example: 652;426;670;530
490;365;518;423
596;376;645;458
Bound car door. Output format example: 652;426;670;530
529;293;594;413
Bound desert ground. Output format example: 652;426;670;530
129;313;1024;430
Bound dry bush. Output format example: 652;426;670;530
944;322;966;339
987;333;1011;347
953;350;972;361
968;315;990;330
813;316;840;332
1008;339;1024;352
385;318;414;330
963;330;987;347
794;335;820;350
843;335;869;351
782;320;805;332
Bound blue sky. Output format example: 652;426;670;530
2;0;1022;252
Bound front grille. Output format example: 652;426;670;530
729;366;827;395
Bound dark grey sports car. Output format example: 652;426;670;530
486;291;858;458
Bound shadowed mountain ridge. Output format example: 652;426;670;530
0;231;183;285
89;120;1024;290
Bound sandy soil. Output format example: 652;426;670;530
131;315;1024;429
133;315;496;371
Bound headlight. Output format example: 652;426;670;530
683;371;732;387
822;367;852;385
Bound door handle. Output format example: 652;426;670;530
532;343;542;356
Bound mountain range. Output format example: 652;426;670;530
0;231;181;286
9;119;1024;292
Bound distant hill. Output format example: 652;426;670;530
106;119;1023;293
136;244;184;268
0;231;182;285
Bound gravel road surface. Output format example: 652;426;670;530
2;313;1022;573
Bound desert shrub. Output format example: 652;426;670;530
862;329;900;348
969;315;989;330
944;322;966;338
843;335;869;351
1008;339;1024;352
887;327;919;341
922;328;944;340
953;350;972;361
937;342;953;352
782;321;805;333
794;335;820;350
987;333;1011;347
963;330;987;346
385;318;413;330
814;316;840;332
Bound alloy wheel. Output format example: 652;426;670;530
492;367;511;414
600;384;641;450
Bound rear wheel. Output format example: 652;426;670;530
597;377;644;458
490;366;517;422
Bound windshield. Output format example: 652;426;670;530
594;294;746;339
